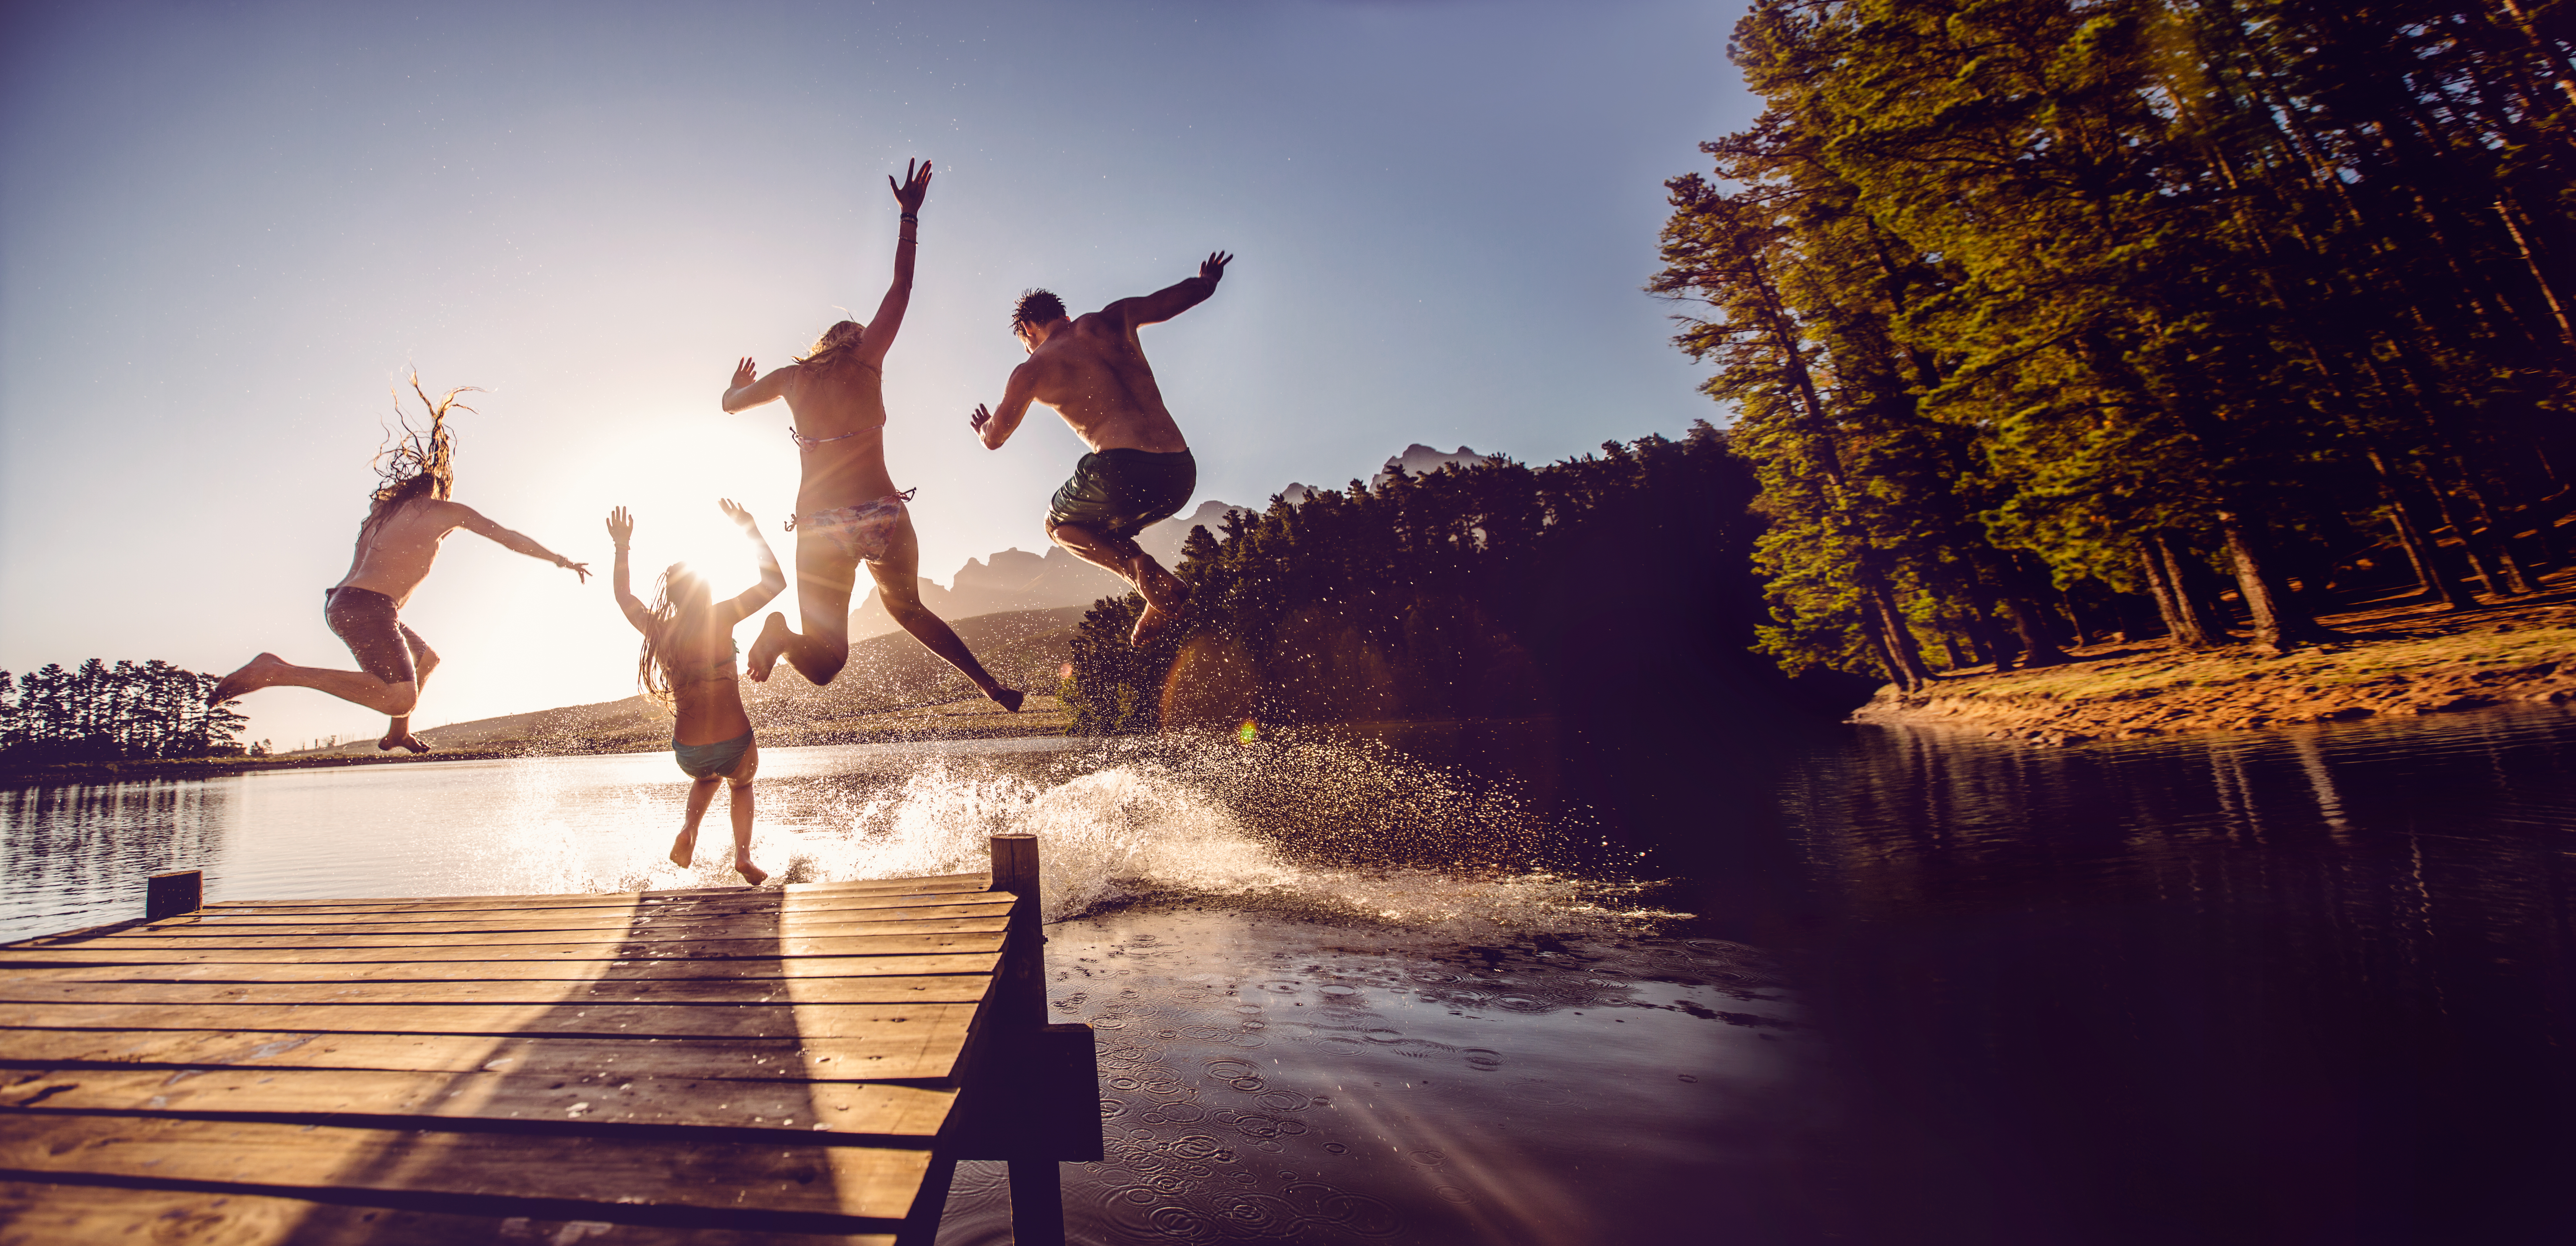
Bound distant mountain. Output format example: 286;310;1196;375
850;500;1251;638
1278;444;1491;507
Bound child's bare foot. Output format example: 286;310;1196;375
670;828;698;869
736;858;769;886
210;653;286;703
747;613;791;683
986;685;1025;713
1132;602;1189;647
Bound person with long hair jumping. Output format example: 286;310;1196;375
211;381;591;751
607;499;786;885
721;158;1022;710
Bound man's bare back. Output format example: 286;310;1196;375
970;252;1230;454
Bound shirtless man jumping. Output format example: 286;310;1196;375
211;383;591;751
724;158;1022;710
970;251;1231;646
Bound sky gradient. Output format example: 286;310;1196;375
0;0;1756;749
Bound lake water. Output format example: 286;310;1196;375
6;708;2574;1244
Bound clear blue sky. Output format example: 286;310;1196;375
0;0;1754;749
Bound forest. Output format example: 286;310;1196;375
1059;425;1856;737
0;660;253;764
1651;0;2576;687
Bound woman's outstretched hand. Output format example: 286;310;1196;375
890;158;932;214
730;357;757;392
719;497;759;532
606;506;634;548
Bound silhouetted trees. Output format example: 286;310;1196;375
0;660;250;763
1657;0;2576;680
1064;426;1819;734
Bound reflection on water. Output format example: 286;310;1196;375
1790;707;2576;1246
6;707;2576;1242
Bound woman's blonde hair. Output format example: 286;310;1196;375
795;319;866;374
636;563;708;708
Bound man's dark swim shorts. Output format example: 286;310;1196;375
324;586;432;686
1046;447;1196;541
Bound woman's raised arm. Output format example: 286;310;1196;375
605;506;655;634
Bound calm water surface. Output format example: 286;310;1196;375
5;709;2574;1244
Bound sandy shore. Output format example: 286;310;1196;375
1854;574;2576;745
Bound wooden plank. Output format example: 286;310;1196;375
0;1027;972;1082
0;998;978;1043
0;1065;956;1139
122;901;1016;942
159;889;1009;929
41;914;1008;954
0;972;990;1009
0;1180;897;1246
177;875;990;917
0;950;1000;988
0;1114;930;1227
0;930;1004;967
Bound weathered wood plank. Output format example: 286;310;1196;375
0;1181;898;1246
0;998;978;1043
0;930;1004;967
0;1114;931;1225
0;1065;957;1138
0;949;1000;988
43;915;1009;956
122;902;1016;942
183;875;989;916
0;1028;970;1082
0;972;989;1009
158;889;1008;929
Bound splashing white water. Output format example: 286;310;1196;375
733;747;1678;930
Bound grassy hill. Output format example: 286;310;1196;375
287;606;1086;759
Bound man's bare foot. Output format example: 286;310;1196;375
670;828;697;869
747;613;792;683
378;732;432;753
986;685;1026;713
210;653;287;703
737;858;769;886
1132;601;1189;647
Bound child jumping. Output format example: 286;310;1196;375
608;499;787;885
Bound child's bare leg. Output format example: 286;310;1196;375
728;779;767;885
674;775;720;867
726;741;766;885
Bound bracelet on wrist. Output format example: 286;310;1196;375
900;213;918;223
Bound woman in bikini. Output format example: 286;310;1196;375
721;158;1022;711
211;382;590;751
608;499;786;885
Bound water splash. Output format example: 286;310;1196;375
738;737;1685;932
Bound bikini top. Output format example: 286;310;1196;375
663;639;739;687
791;426;861;453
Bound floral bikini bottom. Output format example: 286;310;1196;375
784;491;913;563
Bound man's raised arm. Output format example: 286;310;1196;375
1105;251;1233;328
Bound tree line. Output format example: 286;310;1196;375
1062;426;1839;735
0;660;254;764
1653;0;2575;687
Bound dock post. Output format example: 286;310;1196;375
144;870;201;921
990;832;1067;1246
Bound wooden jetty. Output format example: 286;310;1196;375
0;833;1100;1244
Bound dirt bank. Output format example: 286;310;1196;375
1853;577;2576;746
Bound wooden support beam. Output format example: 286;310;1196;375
988;832;1070;1246
143;871;199;922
